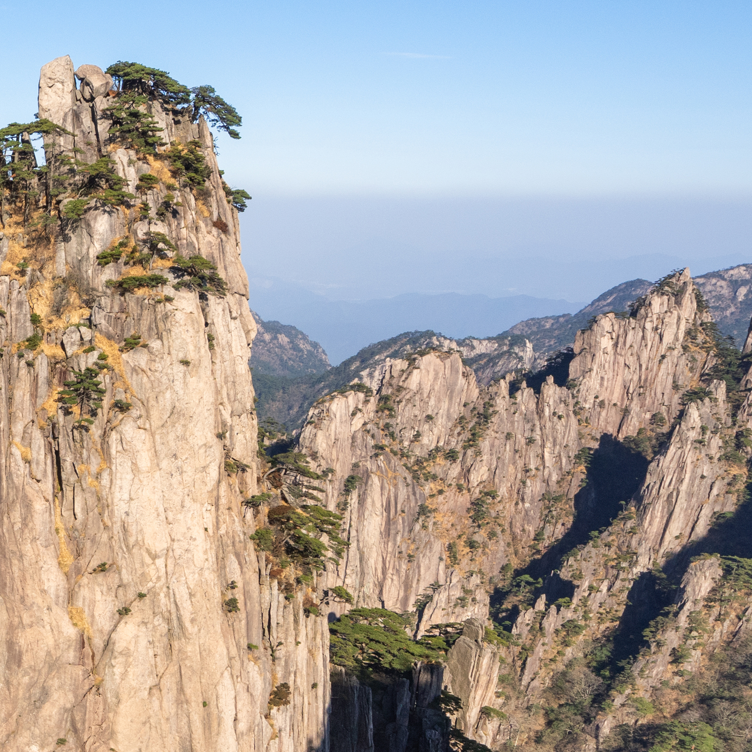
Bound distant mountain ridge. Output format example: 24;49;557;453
252;264;752;430
250;312;331;378
249;276;583;365
503;278;653;354
500;264;752;358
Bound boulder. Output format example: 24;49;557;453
75;64;113;102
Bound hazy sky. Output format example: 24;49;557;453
2;1;750;304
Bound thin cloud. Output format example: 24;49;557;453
384;52;451;60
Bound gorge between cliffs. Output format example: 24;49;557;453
1;57;752;752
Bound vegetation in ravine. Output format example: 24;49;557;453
328;608;457;676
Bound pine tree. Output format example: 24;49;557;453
190;85;242;139
58;366;107;429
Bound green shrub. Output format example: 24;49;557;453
136;172;159;192
376;394;396;417
224;597;240;613
97;238;131;266
650;721;717;752
484;626;514;647
682;387;712;405
171;254;227;295
334;382;373;397
243;493;272;508
332;585;354;604
470;497;491;527
480;706;507;721
268;682;291;707
559;619;585;646
254;502;347;568
62;198;90;220
22;332;42;350
106;62;191;106
268;451;323;480
166;140;210;188
671;644;692;664
58;366;106;428
448;541;459;566
249;528;274;552
632;696;655;716
78;156;134;207
342;474;361;496
191;85;242;138
106;274;167;293
121;334;142;352
230;187;251;211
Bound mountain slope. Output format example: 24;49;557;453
694;263;752;347
506;265;752;356
255;330;536;430
253;269;752;432
261;268;752;751
504;278;653;354
251;310;331;377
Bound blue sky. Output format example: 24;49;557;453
2;1;751;305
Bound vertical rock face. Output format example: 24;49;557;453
569;269;711;439
0;58;332;752
297;273;715;631
38;56;76;123
295;267;752;749
298;352;582;626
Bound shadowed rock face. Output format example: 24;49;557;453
295;268;752;749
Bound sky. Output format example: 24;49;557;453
1;1;751;306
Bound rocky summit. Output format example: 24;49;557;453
1;57;752;752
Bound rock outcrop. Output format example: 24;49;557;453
0;57;332;752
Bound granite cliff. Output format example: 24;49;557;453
255;269;752;434
286;269;752;751
3;57;752;752
0;56;329;752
